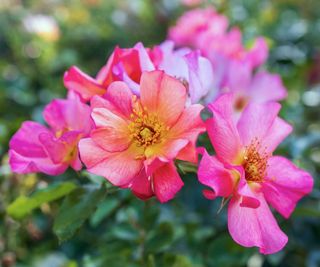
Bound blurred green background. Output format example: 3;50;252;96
0;0;319;266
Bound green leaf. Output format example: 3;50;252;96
53;185;105;242
6;182;77;220
145;222;174;253
207;234;252;266
292;207;320;218
176;160;198;174
89;198;118;227
109;223;140;241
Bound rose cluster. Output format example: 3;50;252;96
9;7;313;254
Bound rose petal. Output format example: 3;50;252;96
207;93;242;163
140;71;187;127
228;193;288;254
63;66;106;101
152;162;184;203
198;150;234;197
263;156;313;218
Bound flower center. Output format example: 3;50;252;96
128;96;165;148
234;96;248;112
242;139;269;182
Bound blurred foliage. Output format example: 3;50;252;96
0;0;319;266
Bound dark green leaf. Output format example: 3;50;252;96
145;222;174;253
6;182;77;220
110;223;140;241
89;198;118;227
292;206;320;218
207;234;252;266
53;185;105;242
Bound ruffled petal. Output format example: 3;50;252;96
145;139;189;162
228;193;288;254
97;46;142;86
9;149;68;175
198;150;234;197
134;42;156;72
39;131;81;168
186;51;215;103
8;122;68;175
237;172;261;209
262;117;292;154
44;96;92;135
152;162;184;203
90;127;130;153
90;81;133;120
79;138;142;186
90;107;131;152
130;169;153;200
176;141;198;163
227;59;252;92
263;156;313;218
104;81;134;118
169;104;205;140
63;66;106;101
245;37;268;68
140;71;187;127
249;72;287;103
91;107;129;129
236;101;281;148
38;132;68;164
207;93;242;163
9;121;50;158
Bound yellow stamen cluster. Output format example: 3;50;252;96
128;96;165;148
243;138;269;182
55;127;71;138
63;147;77;162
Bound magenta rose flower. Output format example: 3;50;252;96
198;93;313;254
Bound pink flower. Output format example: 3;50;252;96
168;8;280;106
198;93;313;254
223;59;287;113
157;41;215;104
64;41;214;105
169;7;228;48
9;94;93;175
199;30;269;98
200;29;268;69
79;71;205;202
63;44;152;101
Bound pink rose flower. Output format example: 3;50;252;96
169;7;228;48
157;41;215;104
63;45;150;101
9;94;93;175
79;71;205;202
198;93;313;254
222;59;287;113
169;8;281;106
64;41;214;105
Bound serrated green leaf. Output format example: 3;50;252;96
6;182;77;220
53;185;105;242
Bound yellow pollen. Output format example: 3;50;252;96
242;138;269;182
128;96;165;148
55;127;72;138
